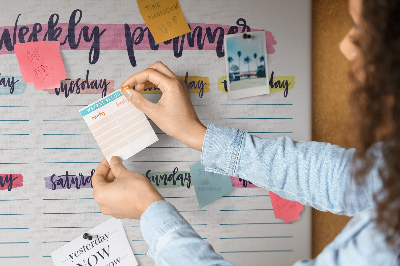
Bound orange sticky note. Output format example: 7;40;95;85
269;191;304;223
137;0;191;44
14;41;66;90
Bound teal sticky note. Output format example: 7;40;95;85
189;160;233;208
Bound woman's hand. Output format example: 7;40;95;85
120;61;207;151
92;157;164;220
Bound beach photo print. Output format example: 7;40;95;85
224;30;269;100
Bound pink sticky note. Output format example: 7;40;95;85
14;41;66;90
269;191;304;223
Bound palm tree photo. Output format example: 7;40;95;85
244;56;251;78
228;56;233;74
259;55;265;68
237;51;242;78
253;53;257;74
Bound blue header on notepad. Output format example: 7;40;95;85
80;91;123;117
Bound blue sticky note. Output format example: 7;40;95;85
189;160;233;208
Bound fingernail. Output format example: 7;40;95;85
110;156;122;165
123;88;134;100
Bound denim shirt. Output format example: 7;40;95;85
140;124;399;265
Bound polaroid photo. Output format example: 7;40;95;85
224;30;269;100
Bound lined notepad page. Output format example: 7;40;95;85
0;0;311;265
79;90;158;162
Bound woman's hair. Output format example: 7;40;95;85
350;0;400;251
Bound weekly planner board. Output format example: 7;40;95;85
0;0;312;265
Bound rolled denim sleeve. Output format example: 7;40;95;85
140;200;234;265
201;124;383;216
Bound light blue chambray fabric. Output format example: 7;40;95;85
139;124;399;266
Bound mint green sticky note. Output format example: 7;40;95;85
189;160;233;208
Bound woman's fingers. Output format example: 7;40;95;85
135;81;155;92
109;156;130;179
125;62;177;92
105;169;116;183
120;68;174;93
92;159;111;204
121;88;158;118
147;61;177;79
92;159;110;188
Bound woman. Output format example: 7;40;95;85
91;0;400;264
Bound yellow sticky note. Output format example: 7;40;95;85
137;0;191;44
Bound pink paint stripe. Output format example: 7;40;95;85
0;174;23;191
0;22;276;55
230;176;259;188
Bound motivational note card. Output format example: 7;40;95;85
269;191;304;223
51;218;138;266
14;41;66;90
190;161;233;208
137;0;191;44
79;90;158;162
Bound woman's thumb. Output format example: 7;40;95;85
109;156;128;178
122;88;155;115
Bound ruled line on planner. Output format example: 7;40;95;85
192;224;207;226
0;105;29;107
43;241;70;243
43;198;94;201
131;240;145;242
0;120;29;122
0;228;29;230
219;209;273;211
0;256;30;258
0;242;29;244
43;256;51;258
0;163;29;165
0;134;29;135
0;214;28;215
0;199;29;201
0;148;29;150
134;254;146;256
220;250;293;253
220;236;293;240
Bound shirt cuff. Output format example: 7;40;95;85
140;200;191;260
201;124;245;176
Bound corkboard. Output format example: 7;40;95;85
312;0;353;258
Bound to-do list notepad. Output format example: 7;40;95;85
79;90;158;162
